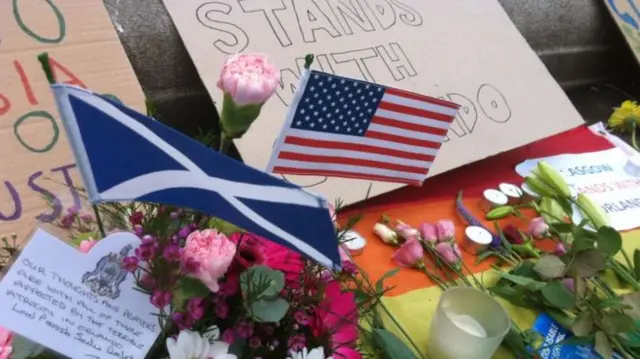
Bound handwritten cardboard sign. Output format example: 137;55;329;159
0;1;144;239
163;0;585;205
516;148;640;231
603;0;640;64
0;229;159;359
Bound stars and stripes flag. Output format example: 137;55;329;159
51;84;341;269
267;70;460;185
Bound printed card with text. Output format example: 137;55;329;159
0;229;159;359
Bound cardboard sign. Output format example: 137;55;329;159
0;1;144;239
516;148;640;231
163;0;584;205
603;0;640;64
0;229;159;359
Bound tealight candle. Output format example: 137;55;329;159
498;182;523;205
625;156;640;177
428;287;510;359
479;189;508;213
342;230;366;256
463;226;492;254
520;182;539;202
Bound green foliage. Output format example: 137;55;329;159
373;329;419;359
173;277;211;309
240;265;289;323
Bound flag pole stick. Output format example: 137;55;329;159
37;52;107;238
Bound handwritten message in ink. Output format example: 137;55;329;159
0;230;158;359
0;0;144;239
163;0;585;205
516;148;640;231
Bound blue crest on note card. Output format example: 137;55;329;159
81;245;133;300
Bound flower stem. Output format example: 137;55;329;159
218;132;232;154
93;204;106;237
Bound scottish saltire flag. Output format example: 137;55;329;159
52;84;341;269
267;70;459;186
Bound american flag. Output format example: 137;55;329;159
267;70;460;185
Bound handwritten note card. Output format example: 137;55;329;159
516;148;640;231
163;0;584;205
0;0;144;239
0;229;159;359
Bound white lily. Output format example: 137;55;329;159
287;346;333;359
166;330;236;359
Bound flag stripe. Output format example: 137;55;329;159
384;87;460;109
371;116;449;136
272;159;427;181
368;122;446;142
378;100;455;123
272;166;424;186
277;151;428;174
365;130;443;149
374;109;451;129
381;93;459;117
282;136;436;161
283;129;440;156
279;143;432;168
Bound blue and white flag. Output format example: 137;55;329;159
52;84;340;269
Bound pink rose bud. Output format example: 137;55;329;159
529;217;549;238
435;220;455;241
181;229;236;292
396;223;419;241
217;53;280;138
79;239;97;253
392;239;424;267
562;277;575;292
419;223;438;243
554;242;567;256
0;325;13;358
373;223;398;245
435;242;460;264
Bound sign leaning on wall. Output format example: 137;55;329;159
603;0;640;64
163;0;585;206
0;0;144;239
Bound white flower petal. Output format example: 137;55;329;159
208;340;231;356
203;325;221;341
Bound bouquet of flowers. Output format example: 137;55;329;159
0;53;414;359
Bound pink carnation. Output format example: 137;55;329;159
217;53;279;106
181;230;236;292
0;326;13;359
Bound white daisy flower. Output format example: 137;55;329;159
166;330;236;359
287;346;333;359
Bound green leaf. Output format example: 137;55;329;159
228;339;246;357
634;249;640;280
571;227;597;253
594;331;613;359
489;286;533;308
596;226;622;257
9;335;47;358
498;272;547;291
602;312;636;334
208;218;245;236
173;277;211;309
540;281;575;309
572;312;594;336
512;260;536;278
550;223;573;233
570;249;608;278
72;231;97;246
622;292;640;321
373;328;419;359
250;297;290;323
534;255;566;279
240;265;285;299
376;268;400;293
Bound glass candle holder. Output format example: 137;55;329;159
428;287;510;359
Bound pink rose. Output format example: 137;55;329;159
435;242;461;264
436;220;455;241
181;230;236;292
529;217;549;238
0;326;13;359
554;242;567;256
79;239;97;253
217;53;279;107
395;223;419;241
419;223;438;243
392;239;424;267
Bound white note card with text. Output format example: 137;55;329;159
0;229;159;359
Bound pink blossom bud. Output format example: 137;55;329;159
529;217;549;238
419;223;438;243
435;220;455;241
79;239;97;253
554;242;567;256
435;242;461;264
396;223;419;241
562;277;575;292
373;223;398;245
392;239;424;267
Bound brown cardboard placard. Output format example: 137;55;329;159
603;0;640;64
163;0;584;205
0;0;144;239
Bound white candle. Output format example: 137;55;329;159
448;313;488;338
463;226;492;254
342;230;366;256
520;182;539;199
480;189;508;212
499;183;523;204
